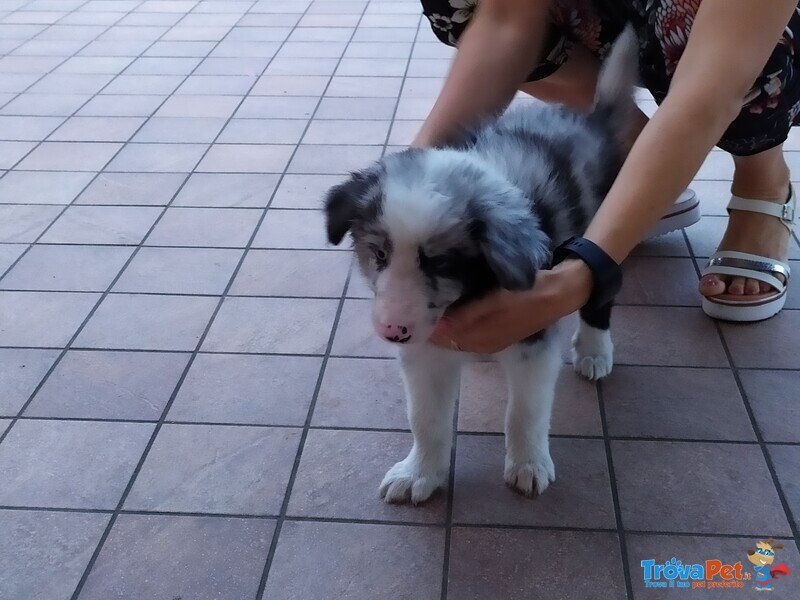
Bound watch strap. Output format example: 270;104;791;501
551;236;622;312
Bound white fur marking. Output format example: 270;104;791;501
497;342;560;496
571;321;614;380
379;345;459;504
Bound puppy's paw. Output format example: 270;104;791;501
571;326;614;380
378;458;446;505
504;449;555;497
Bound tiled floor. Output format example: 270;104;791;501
0;0;799;599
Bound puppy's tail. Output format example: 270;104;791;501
590;24;639;134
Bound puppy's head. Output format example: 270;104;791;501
324;148;550;345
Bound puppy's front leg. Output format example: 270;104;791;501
497;334;561;497
379;344;460;505
572;303;614;380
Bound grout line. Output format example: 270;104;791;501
0;169;764;179
0;502;793;540
0;30;34;56
0;203;319;209
5;414;800;447
440;402;458;600
682;229;800;553
0;0;102;112
623;528;798;540
3;148;192;599
0;167;377;174
1;112;428;120
0;199;787;224
0;234;761;260
1;8;799;600
4;343;800;370
7;286;795;312
0;243;350;252
596;378;635;599
0;12;339;285
252;10;373;600
379;18;464;600
61;6;315;598
0;0;164;441
0;505;117;515
450;524;798;539
0;137;388;145
0;3;201;284
0;1;133;154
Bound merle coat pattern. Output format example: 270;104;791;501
323;28;637;503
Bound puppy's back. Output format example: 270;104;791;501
469;26;639;243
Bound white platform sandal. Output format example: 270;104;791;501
701;187;795;322
647;188;701;238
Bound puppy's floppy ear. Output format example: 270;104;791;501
472;192;551;291
323;166;382;245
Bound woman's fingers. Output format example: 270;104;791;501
428;327;455;348
429;301;488;349
429;291;516;353
427;265;591;353
429;310;474;348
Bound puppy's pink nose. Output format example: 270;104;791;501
377;322;413;343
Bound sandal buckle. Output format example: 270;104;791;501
782;202;795;223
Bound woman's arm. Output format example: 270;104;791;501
431;0;799;353
583;0;799;263
412;0;552;147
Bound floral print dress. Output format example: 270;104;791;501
420;0;800;156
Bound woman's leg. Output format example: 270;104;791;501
699;145;792;297
518;44;598;109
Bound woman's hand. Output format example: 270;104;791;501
429;260;593;353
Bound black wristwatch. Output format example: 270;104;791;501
551;236;622;312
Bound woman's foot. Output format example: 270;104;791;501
699;146;792;303
699;186;792;299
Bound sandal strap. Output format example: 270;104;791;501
727;185;796;232
702;251;790;292
702;266;786;292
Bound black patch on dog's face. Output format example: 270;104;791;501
418;248;465;286
415;245;494;305
466;197;550;292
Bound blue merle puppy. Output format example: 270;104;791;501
323;28;637;504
